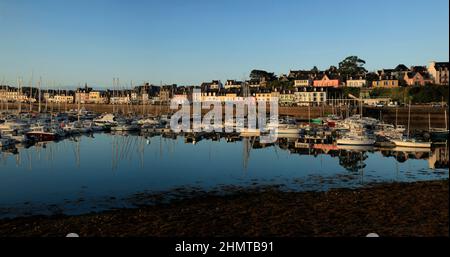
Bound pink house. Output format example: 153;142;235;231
313;74;340;87
404;72;433;86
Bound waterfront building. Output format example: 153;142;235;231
255;91;272;102
247;80;261;88
200;80;223;91
427;61;449;85
313;74;340;88
172;94;190;104
201;91;220;102
279;90;296;106
110;96;130;104
346;76;367;87
403;71;433;86
372;76;399;88
45;93;73;103
0;87;29;102
224;80;243;89
288;70;318;80
75;91;106;104
159;89;172;104
88;91;106;104
294;78;313;87
294;87;327;106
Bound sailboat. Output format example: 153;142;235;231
392;102;431;148
429;109;449;141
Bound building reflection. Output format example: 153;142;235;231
1;132;448;172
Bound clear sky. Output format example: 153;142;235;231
0;0;448;88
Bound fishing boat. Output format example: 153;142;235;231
26;125;57;141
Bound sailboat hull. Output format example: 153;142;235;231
392;140;431;148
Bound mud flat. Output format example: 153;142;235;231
0;180;447;237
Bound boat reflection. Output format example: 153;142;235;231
1;132;448;174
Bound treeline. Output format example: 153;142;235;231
369;85;448;104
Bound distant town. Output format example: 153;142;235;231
1;57;448;107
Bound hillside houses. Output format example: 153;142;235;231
1;59;448;108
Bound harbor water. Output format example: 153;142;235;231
0;132;448;218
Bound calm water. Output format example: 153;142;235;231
0;133;448;218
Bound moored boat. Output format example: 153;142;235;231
391;139;432;148
336;136;375;146
25;125;57;141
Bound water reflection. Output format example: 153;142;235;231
0;132;448;218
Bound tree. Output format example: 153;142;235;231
338;56;368;80
310;66;319;73
249;70;277;82
327;65;338;74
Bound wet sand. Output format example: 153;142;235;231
0;180;447;237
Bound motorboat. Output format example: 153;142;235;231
26;125;57;141
93;113;118;127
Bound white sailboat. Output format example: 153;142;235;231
392;102;431;148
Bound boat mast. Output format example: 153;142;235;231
77;87;80;123
395;106;398;128
407;100;411;139
18;77;22;114
445;109;448;131
112;78;115;114
45;83;48;112
141;85;145;116
428;113;431;132
29;72;33;112
38;76;42;113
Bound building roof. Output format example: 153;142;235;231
410;66;428;73
405;71;432;80
434;62;449;69
395;64;409;72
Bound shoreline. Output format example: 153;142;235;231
0;180;447;237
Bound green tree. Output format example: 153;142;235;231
249;70;277;82
338;56;368;80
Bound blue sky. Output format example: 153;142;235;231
0;0;448;88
